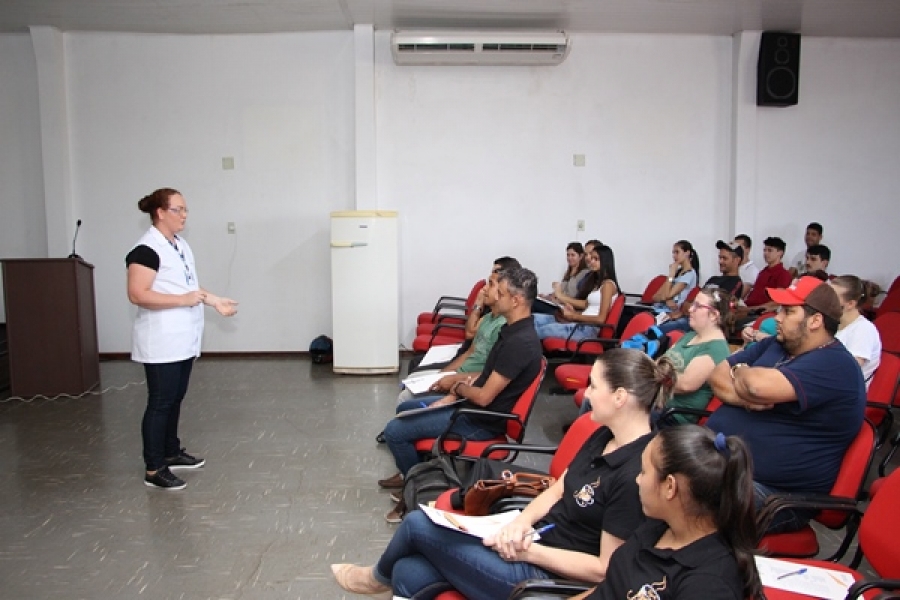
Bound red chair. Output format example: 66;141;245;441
552;312;656;392
761;467;900;600
414;359;547;462
623;274;667;305
874;275;900;319
756;419;877;561
417;279;486;326
863;352;900;447
433;413;602;514
541;295;626;356
874;312;900;356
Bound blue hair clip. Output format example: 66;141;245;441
714;432;730;458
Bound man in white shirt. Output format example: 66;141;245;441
734;234;760;299
789;222;824;278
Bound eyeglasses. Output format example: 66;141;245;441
168;206;189;216
689;301;717;312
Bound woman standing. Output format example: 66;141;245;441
331;348;676;599
126;188;238;490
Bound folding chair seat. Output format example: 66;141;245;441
541;295;625;356
874;275;900;319
413;359;546;462
432;413;601;514
756;420;877;561
552;312;655;392
417;279;486;326
623;274;668;306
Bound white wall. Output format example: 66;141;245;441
377;33;735;341
64;31;355;352
753;37;900;284
0;34;46;319
1;29;899;351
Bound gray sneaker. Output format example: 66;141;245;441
145;466;186;490
165;448;205;470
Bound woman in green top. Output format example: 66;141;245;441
661;288;734;423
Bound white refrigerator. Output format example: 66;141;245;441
330;211;399;374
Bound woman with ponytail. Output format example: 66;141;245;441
652;240;700;316
331;348;676;599
831;275;881;387
573;425;763;600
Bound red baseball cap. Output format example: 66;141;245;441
766;276;842;321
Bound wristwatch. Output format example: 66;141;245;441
730;363;749;380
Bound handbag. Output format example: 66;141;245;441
463;470;555;516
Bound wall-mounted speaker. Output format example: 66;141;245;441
757;31;801;107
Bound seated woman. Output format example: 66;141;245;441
331;348;677;600
652;240;699;318
532;244;620;341
533;242;589;315
831;275;882;387
658;288;734;423
571;425;763;600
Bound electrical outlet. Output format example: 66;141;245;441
227;222;236;234
573;154;586;167
222;157;235;170
577;219;585;232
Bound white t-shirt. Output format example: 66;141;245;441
739;261;761;286
583;282;619;317
835;314;882;387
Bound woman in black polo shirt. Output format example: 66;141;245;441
574;425;763;600
331;348;677;599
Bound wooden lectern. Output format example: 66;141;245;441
1;258;100;397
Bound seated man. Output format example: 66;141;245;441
656;240;743;334
708;276;865;533
378;267;543;504
789;221;824;278
804;244;831;278
734;234;760;299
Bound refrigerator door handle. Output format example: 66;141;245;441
331;241;369;248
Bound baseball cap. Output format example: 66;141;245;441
766;276;842;322
716;240;744;260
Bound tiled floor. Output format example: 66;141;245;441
0;358;894;599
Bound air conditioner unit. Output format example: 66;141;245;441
391;30;570;66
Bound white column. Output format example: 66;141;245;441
30;26;76;258
729;31;763;240
354;24;377;210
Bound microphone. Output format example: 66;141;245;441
68;219;82;259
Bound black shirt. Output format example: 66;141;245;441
125;244;160;271
704;275;743;297
536;428;652;558
587;520;744;600
466;315;543;433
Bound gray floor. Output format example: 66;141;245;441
0;358;894;599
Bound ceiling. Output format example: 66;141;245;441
1;0;900;38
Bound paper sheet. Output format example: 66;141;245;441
419;505;537;540
401;371;457;395
419;343;463;367
755;556;856;600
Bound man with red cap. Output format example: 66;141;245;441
708;276;865;533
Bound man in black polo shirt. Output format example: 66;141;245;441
378;267;543;491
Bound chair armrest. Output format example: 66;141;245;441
846;579;900;600
435;408;522;457
509;578;592;599
756;493;860;537
478;443;558;459
430;322;466;338
432;294;467;307
656;406;713;428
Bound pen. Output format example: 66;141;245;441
777;568;807;580
419;401;428;408
445;513;468;533
524;523;555;538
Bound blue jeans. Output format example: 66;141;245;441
532;314;598;341
754;481;815;534
374;510;552;599
657;316;690;334
383;396;497;475
142;358;194;471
